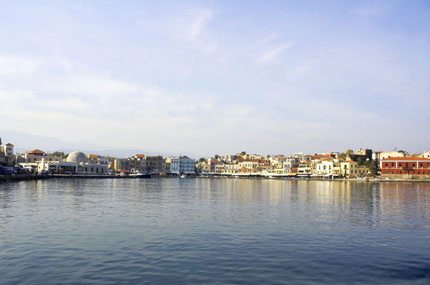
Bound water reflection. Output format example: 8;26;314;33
1;178;430;284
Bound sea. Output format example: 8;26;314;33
1;178;430;284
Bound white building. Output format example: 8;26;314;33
422;152;430;159
170;156;195;174
66;151;108;174
2;143;14;157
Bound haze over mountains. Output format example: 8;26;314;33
0;130;183;158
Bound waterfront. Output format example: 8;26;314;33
1;178;430;284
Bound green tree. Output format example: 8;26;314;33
357;157;366;166
346;149;354;155
199;157;207;163
368;161;380;176
48;151;66;158
241;151;246;155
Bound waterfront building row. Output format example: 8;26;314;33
2;136;430;179
196;156;369;178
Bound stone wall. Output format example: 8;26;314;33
380;174;430;180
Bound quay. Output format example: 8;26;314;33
0;174;151;182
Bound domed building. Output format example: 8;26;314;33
66;151;108;175
66;151;88;163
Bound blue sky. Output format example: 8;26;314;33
0;0;429;156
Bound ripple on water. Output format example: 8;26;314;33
1;179;430;284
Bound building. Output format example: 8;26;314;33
164;158;172;174
146;156;164;173
0;140;14;165
21;149;63;163
2;143;14;157
340;161;368;177
66;151;108;174
214;164;225;174
297;161;311;175
381;157;430;177
130;154;147;172
224;163;238;174
208;159;222;173
421;152;430;159
197;161;211;174
377;150;407;161
170;156;195;175
316;159;342;176
237;159;259;172
34;160;78;174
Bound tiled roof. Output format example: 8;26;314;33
383;157;430;161
26;149;45;154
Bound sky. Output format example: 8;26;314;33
0;0;429;157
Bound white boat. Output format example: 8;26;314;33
180;174;186;179
129;170;151;178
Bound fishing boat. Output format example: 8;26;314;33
129;170;151;178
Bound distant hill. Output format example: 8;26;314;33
0;130;193;158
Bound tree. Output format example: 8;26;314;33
346;149;354;156
368;161;380;176
214;154;220;159
199;157;207;163
357;157;366;166
241;151;246;155
363;160;380;176
338;153;347;159
48;151;66;158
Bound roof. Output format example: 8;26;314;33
382;157;430;161
5;143;14;146
26;149;45;154
135;154;146;158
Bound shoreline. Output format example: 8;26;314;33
0;174;151;182
2;174;430;183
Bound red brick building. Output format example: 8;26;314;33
381;157;430;175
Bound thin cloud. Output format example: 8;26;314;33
257;42;293;65
186;9;212;41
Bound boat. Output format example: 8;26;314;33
180;174;186;179
129;170;151;178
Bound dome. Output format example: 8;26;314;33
66;151;88;163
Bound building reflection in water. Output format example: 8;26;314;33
1;178;430;230
196;179;430;228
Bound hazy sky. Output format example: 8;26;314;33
0;0;429;156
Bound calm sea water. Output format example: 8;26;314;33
1;178;430;284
